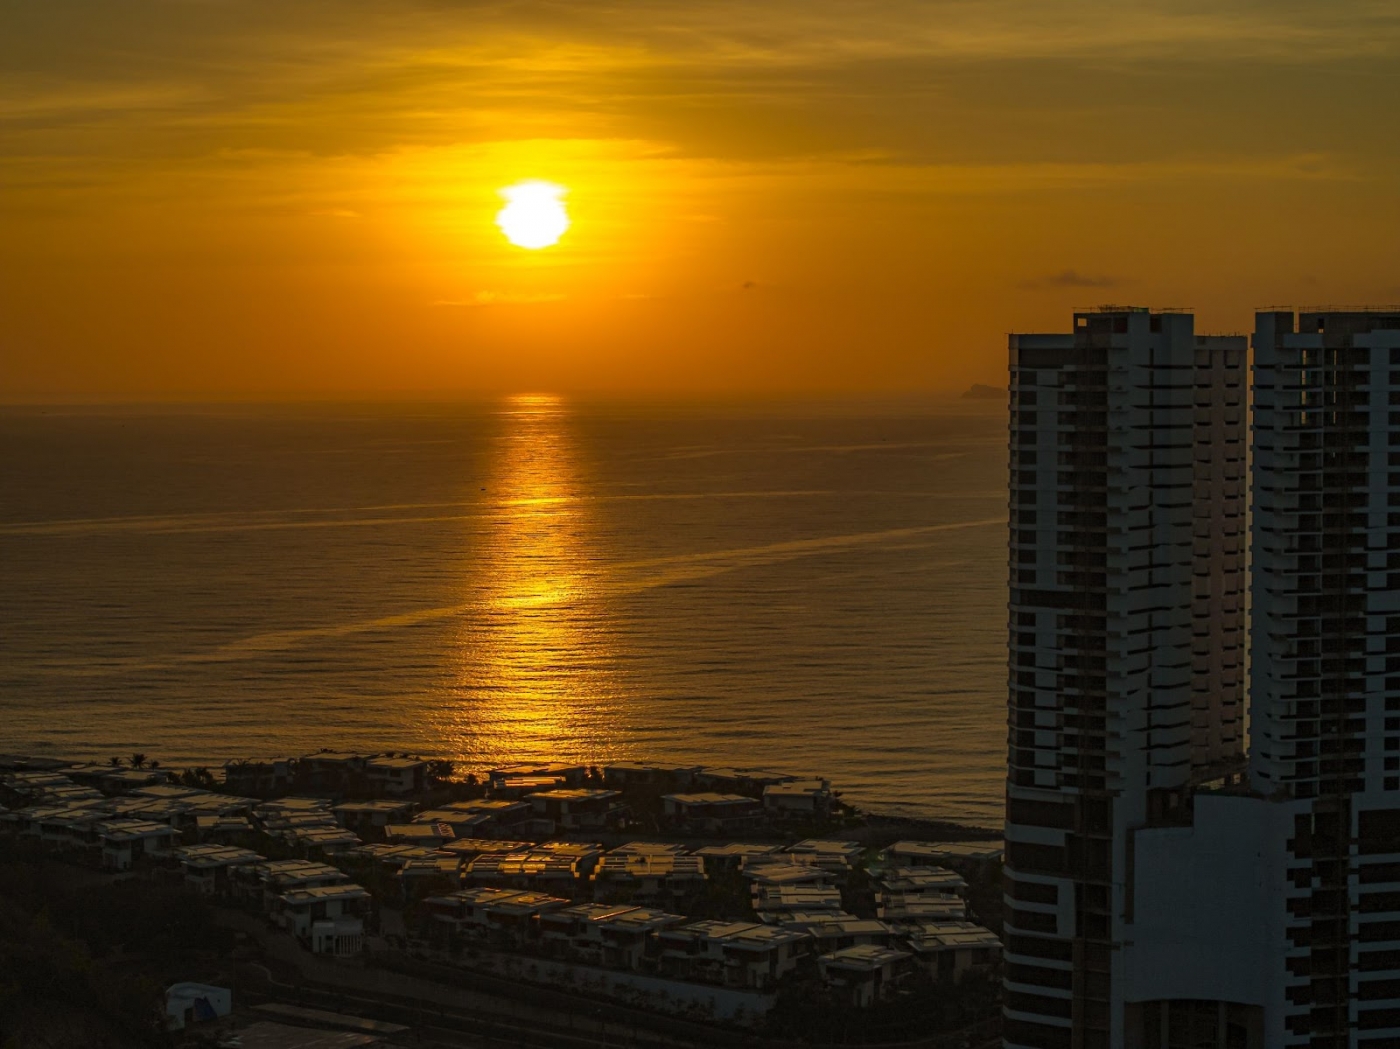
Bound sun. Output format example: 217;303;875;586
496;181;570;249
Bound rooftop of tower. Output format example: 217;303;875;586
1075;305;1192;314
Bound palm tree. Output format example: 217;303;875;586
427;759;455;785
109;756;123;767
148;759;160;770
129;753;146;769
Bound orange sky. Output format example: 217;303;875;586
2;1;1398;401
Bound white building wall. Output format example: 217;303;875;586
1003;310;1245;1049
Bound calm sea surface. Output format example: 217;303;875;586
0;398;1008;824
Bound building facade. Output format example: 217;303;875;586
1004;308;1400;1048
1245;310;1400;1047
1002;308;1247;1049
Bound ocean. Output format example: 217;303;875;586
0;397;1008;824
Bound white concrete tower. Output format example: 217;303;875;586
1002;308;1247;1049
1247;308;1400;1047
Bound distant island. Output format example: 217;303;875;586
961;383;1005;400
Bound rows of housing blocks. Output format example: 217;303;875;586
1;757;1000;1010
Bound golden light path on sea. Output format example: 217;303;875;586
440;393;625;763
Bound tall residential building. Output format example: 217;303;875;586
1003;307;1400;1049
1244;309;1400;1047
1002;308;1247;1049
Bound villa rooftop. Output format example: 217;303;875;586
821;944;911;970
279;883;370;905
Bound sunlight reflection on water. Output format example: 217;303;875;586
442;394;631;765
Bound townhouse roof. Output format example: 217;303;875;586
693;842;776;860
279;883;370;905
663;792;757;806
367;756;427;769
790;839;862;858
741;861;835;885
439;837;533;857
528;788;620;802
97;818;175;842
884;840;1003;863
878;867;967;893
904;922;1002;952
820;944;911;970
174;844;264;868
334;800;417;814
607;841;691;856
592;853;707;879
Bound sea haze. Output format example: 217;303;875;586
0;397;1008;824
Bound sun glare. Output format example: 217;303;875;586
496;181;570;249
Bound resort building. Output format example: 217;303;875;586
275;882;372;941
692;842;776;872
656;920;810;990
905;922;1002;983
538;903;686;970
365;755;428;795
590;851;708;905
762;781;833;820
98;818;177;870
527;788;626;830
423;887;569;948
333;799;416;835
173;844;264;894
818;944;913;1007
661;793;763;834
464;845;601;896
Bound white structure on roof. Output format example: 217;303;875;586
164;982;231;1030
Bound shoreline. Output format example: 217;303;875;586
2;750;1004;840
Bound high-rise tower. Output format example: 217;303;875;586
1002;308;1247;1049
1246;309;1400;1047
